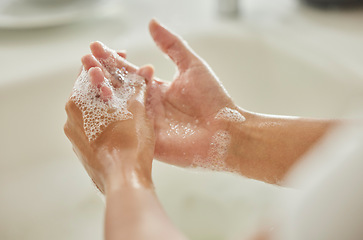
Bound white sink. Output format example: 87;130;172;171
1;30;362;240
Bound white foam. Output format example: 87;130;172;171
166;120;197;139
215;107;246;123
191;130;233;172
190;107;244;171
71;68;144;141
99;51;118;71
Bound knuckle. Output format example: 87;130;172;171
65;99;77;114
63;122;71;136
65;100;71;112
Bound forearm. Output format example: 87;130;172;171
104;170;187;240
227;110;336;184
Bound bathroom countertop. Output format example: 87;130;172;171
0;0;362;88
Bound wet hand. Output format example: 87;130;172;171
64;48;155;193
147;19;244;168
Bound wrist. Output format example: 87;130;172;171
97;148;154;194
104;169;153;195
225;109;257;175
104;164;154;194
226;110;333;183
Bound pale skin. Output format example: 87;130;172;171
65;52;186;239
65;19;337;239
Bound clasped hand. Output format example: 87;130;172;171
64;19;242;193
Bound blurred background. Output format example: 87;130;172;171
0;0;362;239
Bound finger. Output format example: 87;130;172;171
81;54;103;71
89;67;113;101
88;67;104;87
90;41;111;59
90;41;138;73
90;41;141;90
149;19;199;71
137;64;154;83
90;41;125;88
117;50;127;59
127;83;146;117
81;54;115;84
100;85;113;101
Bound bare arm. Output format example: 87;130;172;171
64;47;187;239
104;158;186;240
147;19;336;184
227;111;335;184
75;20;337;186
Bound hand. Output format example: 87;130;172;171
64;44;155;193
147;19;244;169
147;20;336;183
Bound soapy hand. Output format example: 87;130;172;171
147;20;244;168
66;19;333;188
78;20;244;171
70;19;246;175
64;47;155;193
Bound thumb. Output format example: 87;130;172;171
149;19;200;72
127;65;154;118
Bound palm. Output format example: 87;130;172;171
149;62;234;167
80;20;237;168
